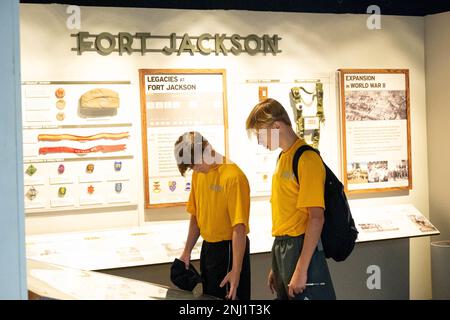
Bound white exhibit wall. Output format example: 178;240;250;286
425;12;450;241
20;5;430;298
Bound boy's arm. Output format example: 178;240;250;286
220;223;246;299
180;214;201;269
288;206;324;297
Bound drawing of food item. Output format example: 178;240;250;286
56;99;66;110
55;88;65;99
79;88;120;117
39;145;126;155
38;132;129;142
56;112;65;121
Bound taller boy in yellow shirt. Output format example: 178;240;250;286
174;131;251;300
246;98;335;300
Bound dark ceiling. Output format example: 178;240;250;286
19;0;450;16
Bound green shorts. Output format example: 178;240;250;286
272;234;336;300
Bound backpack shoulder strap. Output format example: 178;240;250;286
293;145;320;183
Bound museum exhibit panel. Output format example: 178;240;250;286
1;0;448;300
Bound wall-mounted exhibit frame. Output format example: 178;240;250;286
339;69;412;193
139;69;229;208
21;81;138;213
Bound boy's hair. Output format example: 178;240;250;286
245;98;292;132
174;131;210;176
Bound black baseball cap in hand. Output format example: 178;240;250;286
170;258;202;291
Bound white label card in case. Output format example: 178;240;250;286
49;176;75;185
79;175;103;183
79;196;103;206
24;178;45;186
304;117;320;130
50;198;75;208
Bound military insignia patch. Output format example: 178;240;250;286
86;163;94;173
26;186;38;201
153;181;161;193
168;181;177;192
26;164;37;176
114;161;122;172
58;187;67;197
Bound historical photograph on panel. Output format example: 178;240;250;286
345;90;407;121
407;214;438;233
388;160;408;182
340;69;411;193
367;161;389;183
347;162;368;184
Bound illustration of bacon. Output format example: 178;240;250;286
39;145;127;155
38;132;129;141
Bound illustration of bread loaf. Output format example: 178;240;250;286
79;88;120;117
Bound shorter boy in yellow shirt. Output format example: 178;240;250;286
174;131;251;300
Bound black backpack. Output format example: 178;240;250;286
282;145;358;261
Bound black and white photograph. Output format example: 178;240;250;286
345;90;407;121
347;162;368;184
407;214;438;233
368;161;389;183
388;160;409;182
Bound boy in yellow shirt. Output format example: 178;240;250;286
174;131;251;300
246;98;335;300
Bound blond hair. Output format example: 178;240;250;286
245;98;291;132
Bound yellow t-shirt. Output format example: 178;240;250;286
186;163;250;242
271;138;325;237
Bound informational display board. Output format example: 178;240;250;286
139;69;228;208
21;81;138;213
339;69;412;193
352;204;439;242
